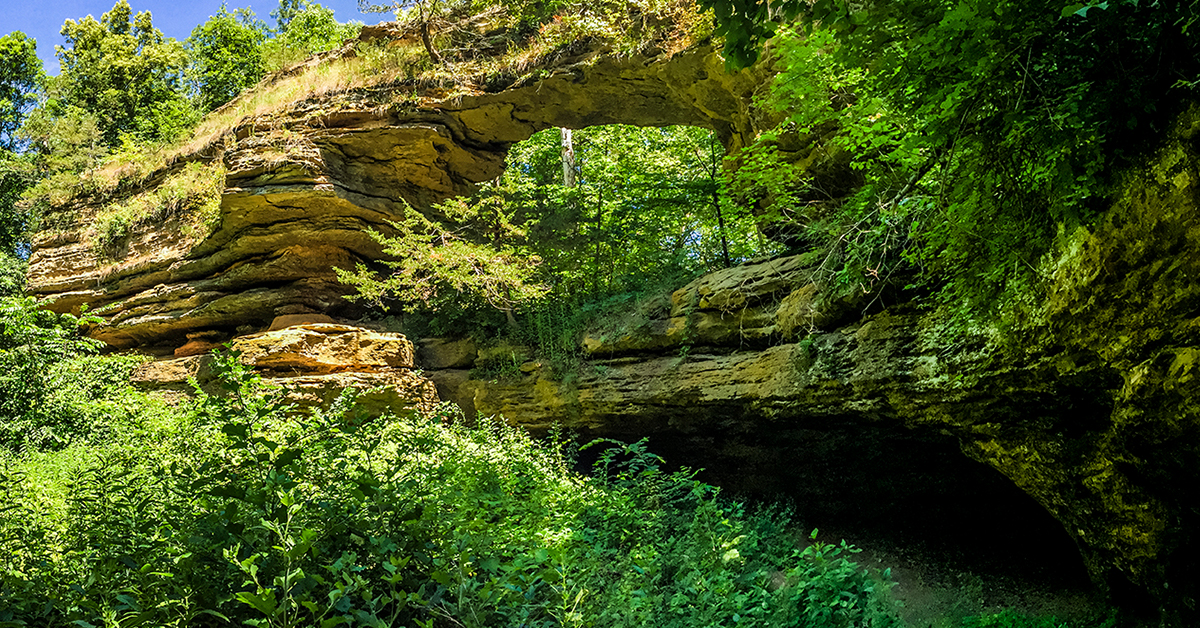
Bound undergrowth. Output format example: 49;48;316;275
0;297;1133;627
0;348;904;627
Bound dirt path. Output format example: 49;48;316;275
811;525;1110;627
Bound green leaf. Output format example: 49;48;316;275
235;589;278;616
221;422;249;440
1060;3;1086;17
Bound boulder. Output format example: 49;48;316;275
417;337;478;370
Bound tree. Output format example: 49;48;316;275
707;0;1200;312
263;2;362;70
0;32;41;152
0;31;43;294
55;0;194;146
271;0;311;32
187;6;270;112
359;0;445;63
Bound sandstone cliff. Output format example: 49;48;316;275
27;35;765;352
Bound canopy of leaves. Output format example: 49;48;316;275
186;6;270;113
0;297;105;450
55;0;194;146
508;125;765;295
339;125;774;342
715;0;1200;315
0;32;42;266
263;2;362;70
0;32;41;153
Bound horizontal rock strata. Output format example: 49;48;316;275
135;322;439;417
27;41;764;353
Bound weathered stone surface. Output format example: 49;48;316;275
269;313;336;331
280;371;437;417
425;369;476;420
134;324;437;417
581;251;863;355
175;339;222;358
417;337;478;369
233;323;415;373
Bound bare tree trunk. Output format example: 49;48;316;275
560;128;576;187
420;21;442;63
706;133;731;267
713;186;731;268
592;187;604;295
416;2;442;64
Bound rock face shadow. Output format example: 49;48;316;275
579;417;1109;621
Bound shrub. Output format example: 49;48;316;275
0;347;904;627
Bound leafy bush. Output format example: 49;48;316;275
957;609;1119;628
0;347;905;627
712;0;1200;328
262;3;362;72
0;253;25;298
0;297;115;451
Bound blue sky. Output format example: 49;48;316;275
0;1;391;75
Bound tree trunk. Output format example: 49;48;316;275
560;128;576;187
706;133;731;268
420;20;442;64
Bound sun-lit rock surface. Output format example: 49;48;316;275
27;40;765;353
134;323;438;417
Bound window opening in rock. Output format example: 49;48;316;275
347;124;783;349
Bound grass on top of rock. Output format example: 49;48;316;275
82;0;712;198
88;160;226;259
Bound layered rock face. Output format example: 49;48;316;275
428;112;1200;619
135;321;439;418
27;40;763;352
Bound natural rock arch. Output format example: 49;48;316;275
26;28;1200;621
27;45;764;350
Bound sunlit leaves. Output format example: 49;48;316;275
55;0;194;146
186;7;270;112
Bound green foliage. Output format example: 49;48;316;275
17;105;108;227
0;150;35;255
55;0;196;147
715;0;1200;321
0;31;42;152
337;198;548;314
345;125;775;358
511;125;765;294
89;160;226;258
0;253;25;297
263;3;363;71
0;297;109;451
0;32;42;259
186;6;270;113
957;608;1119;628
0;344;908;626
